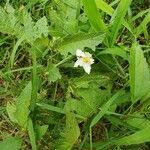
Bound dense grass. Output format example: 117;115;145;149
0;0;150;150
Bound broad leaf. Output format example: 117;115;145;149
7;82;32;128
55;32;105;56
47;64;61;82
35;125;48;140
129;44;150;102
49;0;80;34
56;112;80;150
0;136;22;150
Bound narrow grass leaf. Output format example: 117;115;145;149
90;90;124;127
95;0;114;16
82;0;108;33
135;12;150;38
109;0;132;47
98;47;129;60
27;118;37;150
116;126;150;145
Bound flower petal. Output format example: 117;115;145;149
85;52;92;58
90;58;94;64
76;49;85;57
83;64;91;74
74;59;81;67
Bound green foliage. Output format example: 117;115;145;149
129;44;150;102
6;82;32;128
27;118;37;150
56;112;80;150
34;125;48;140
55;32;105;56
109;0;133;47
117;126;150;145
0;136;22;150
82;0;108;33
1;0;150;150
47;64;62;82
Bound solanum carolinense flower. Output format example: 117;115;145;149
74;49;94;74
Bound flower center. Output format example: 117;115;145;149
82;57;90;63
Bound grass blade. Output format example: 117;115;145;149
109;0;132;47
116;126;150;145
82;0;109;34
28;118;37;150
90;90;125;128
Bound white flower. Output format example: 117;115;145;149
74;49;94;74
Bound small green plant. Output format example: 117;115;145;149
0;0;150;150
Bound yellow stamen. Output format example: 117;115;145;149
82;57;90;63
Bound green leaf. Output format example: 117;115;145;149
7;82;32;128
6;82;32;128
36;103;85;120
126;115;150;130
98;46;129;60
47;64;61;82
67;85;110;119
129;44;150;102
0;5;22;35
35;125;48;140
55;32;105;56
116;126;150;145
109;0;132;47
56;112;80;150
49;0;80;34
82;0;108;33
134;12;150;38
72;74;110;88
6;102;18;123
0;136;22;150
33;16;48;39
95;0;114;16
27;118;37;150
90;90;125;127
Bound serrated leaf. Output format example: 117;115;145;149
33;16;48;39
0;5;21;35
14;82;32;128
75;86;106;117
0;136;22;150
55;32;105;56
56;112;80;150
129;44;150;102
49;0;80;34
6;102;18;123
48;64;61;82
72;74;110;88
35;125;48;140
